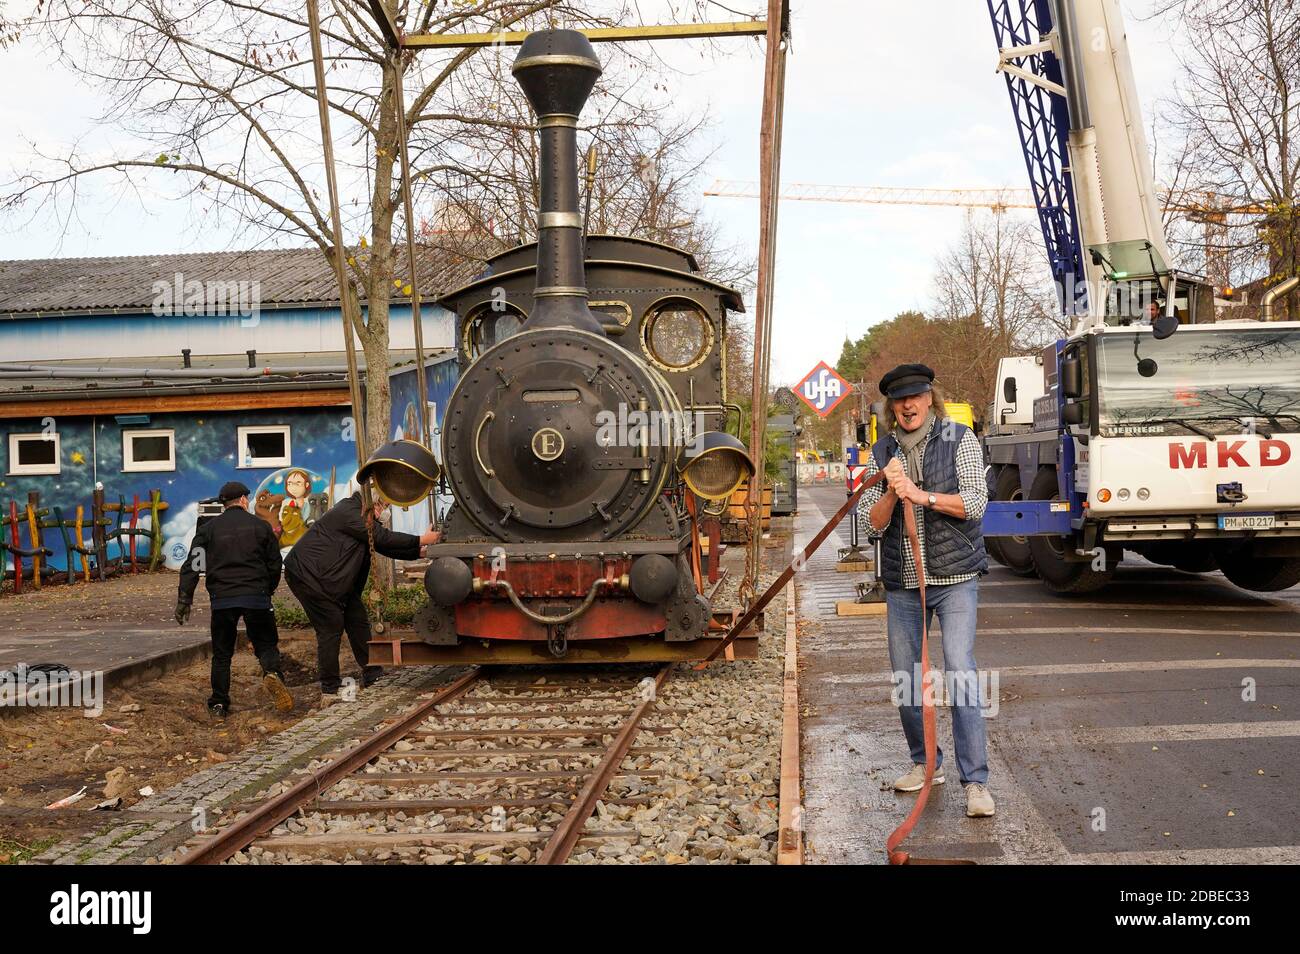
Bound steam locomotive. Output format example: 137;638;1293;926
362;29;755;665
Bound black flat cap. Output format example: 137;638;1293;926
879;363;935;400
218;480;251;503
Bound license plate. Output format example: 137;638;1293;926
1219;513;1275;531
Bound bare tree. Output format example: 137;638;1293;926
1152;0;1300;314
929;210;1061;404
3;0;754;452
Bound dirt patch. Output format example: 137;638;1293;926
0;574;374;858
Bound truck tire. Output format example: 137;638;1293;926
1026;468;1116;594
987;467;1036;577
1217;554;1300;592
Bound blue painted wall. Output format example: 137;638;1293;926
2;355;460;574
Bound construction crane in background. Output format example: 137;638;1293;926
704;179;1267;293
704;180;1037;211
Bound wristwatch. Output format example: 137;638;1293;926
926;493;937;509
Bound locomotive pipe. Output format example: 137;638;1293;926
512;30;606;335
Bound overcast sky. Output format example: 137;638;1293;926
0;1;1182;385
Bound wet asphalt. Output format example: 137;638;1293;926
795;484;1299;864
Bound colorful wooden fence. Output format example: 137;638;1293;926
1;488;169;593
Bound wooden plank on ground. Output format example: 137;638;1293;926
778;581;803;865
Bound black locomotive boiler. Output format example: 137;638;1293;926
365;29;755;665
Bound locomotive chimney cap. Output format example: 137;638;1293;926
512;29;602;118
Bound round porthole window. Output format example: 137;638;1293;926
463;304;525;360
641;299;714;371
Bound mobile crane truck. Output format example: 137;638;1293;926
981;0;1300;594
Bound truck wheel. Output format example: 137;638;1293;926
987;467;1036;577
1217;554;1300;592
1026;468;1115;594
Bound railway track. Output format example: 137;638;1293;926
178;663;677;865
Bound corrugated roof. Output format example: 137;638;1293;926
0;247;479;317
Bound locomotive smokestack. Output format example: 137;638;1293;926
512;29;605;335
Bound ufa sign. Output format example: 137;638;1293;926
795;361;853;418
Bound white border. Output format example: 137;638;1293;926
236;424;292;469
122;428;176;473
7;432;61;475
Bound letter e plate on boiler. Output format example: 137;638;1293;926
532;427;565;461
1218;512;1275;531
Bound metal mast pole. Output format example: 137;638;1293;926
307;0;369;474
743;0;790;605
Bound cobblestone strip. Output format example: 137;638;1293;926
29;667;454;865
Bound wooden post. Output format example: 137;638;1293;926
128;493;140;573
92;487;107;581
26;492;42;590
76;505;90;582
5;501;19;595
147;489;166;572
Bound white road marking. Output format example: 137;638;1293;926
979;601;1292;614
978;626;1295;637
1059;720;1300;745
842;657;1300;684
1065;845;1300;865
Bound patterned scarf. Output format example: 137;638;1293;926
894;411;935;485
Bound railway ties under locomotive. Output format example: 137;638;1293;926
182;666;696;865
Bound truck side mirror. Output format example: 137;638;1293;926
1002;377;1017;404
1061;357;1083;399
1063;402;1084;426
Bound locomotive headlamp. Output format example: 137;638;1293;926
357;439;442;507
679;431;755;501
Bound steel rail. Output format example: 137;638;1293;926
178;668;481;865
537;663;673;864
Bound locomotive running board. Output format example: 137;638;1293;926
370;632;759;666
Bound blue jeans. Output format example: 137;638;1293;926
885;577;989;785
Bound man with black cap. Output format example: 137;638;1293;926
858;363;995;818
177;481;293;718
284;488;440;706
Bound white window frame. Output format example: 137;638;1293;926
236;425;292;469
122;428;176;473
8;432;61;476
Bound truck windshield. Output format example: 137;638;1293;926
1095;329;1300;436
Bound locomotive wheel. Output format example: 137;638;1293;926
1026;469;1116;595
987;467;1036;577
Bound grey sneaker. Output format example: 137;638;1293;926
965;783;996;817
893;762;945;792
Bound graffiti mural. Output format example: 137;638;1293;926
250;466;332;550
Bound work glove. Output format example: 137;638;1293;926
175;600;192;626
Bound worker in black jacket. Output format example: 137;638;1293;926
284;491;439;704
177;481;293;718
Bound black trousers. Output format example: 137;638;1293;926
209;607;282;710
285;573;381;693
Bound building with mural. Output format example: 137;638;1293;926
0;248;464;576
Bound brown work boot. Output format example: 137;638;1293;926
262;672;293;713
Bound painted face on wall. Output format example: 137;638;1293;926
284;470;311;500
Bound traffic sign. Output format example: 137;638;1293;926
847;464;869;492
794;361;853;418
